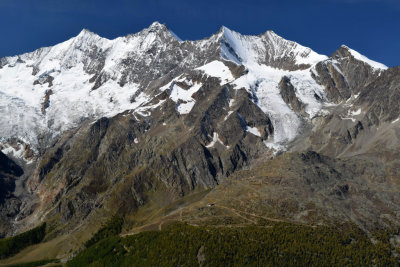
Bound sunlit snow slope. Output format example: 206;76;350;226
0;22;388;158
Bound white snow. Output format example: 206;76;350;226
219;27;327;66
289;70;327;118
265;31;328;66
196;60;234;85
0;58;149;149
342;108;362;122
208;27;332;151
350;108;362;116
265;141;286;153
246;126;261;137
206;132;229;148
224;111;234;121
167;80;202;114
0;20;188;152
1;143;33;164
233;63;328;149
175;102;193;114
331;60;344;76
220;26;259;64
342;45;388;70
136;99;166;117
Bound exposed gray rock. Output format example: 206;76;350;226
357;67;400;125
279;76;306;114
0;57;8;69
313;60;350;102
34;75;54;87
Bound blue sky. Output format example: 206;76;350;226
0;0;399;66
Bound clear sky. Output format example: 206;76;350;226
0;0;399;66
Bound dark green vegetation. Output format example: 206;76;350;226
68;222;399;266
8;259;60;267
0;223;46;259
84;216;123;248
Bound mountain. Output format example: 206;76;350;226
0;23;328;153
0;22;399;263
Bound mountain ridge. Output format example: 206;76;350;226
0;22;399;263
0;22;387;157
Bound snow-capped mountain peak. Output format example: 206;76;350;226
76;28;102;39
338;44;388;70
148;21;166;31
0;22;390;159
218;26;256;64
217;26;327;70
262;30;328;67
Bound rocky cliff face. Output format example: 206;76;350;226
0;22;398;254
0;151;23;237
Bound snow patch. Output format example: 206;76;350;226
169;81;202;114
342;108;362;122
224;111;234;121
1;143;33;164
350;108;362;116
206;132;229;148
136;99;166;116
265;141;286;154
331;60;344;76
196;61;234;85
246;126;261;137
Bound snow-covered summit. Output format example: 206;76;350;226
0;22;389;158
339;45;388;70
263;30;328;66
218;26;327;70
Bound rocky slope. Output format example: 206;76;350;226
0;22;399;261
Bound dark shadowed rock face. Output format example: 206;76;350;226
279;76;306;114
0;152;23;237
0;152;23;178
